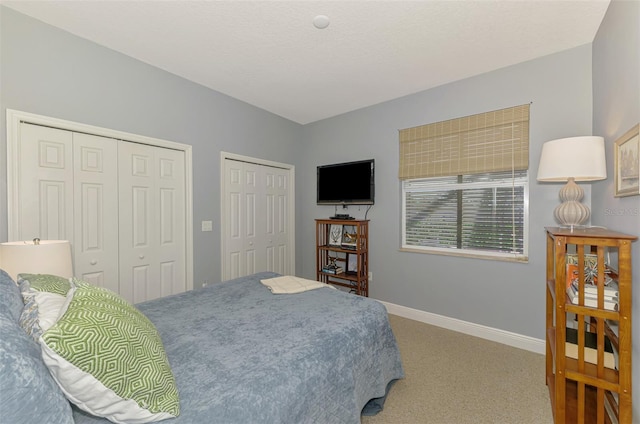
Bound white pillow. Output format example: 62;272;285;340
19;290;67;339
18;274;71;340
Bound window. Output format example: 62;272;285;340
399;105;529;261
402;170;528;260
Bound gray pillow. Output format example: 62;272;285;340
0;269;74;423
0;269;23;322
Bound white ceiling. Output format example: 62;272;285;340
2;0;610;124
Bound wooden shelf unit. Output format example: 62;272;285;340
316;219;369;296
545;227;636;424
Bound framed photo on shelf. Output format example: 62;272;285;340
341;225;357;249
614;123;640;197
328;224;343;246
347;254;358;274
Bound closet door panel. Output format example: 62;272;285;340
264;168;289;274
156;148;186;297
17;124;74;241
73;133;119;291
119;142;186;303
242;165;267;275
132;265;151;305
119;143;155;303
222;160;293;280
223;160;245;280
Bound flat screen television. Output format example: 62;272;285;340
317;159;375;205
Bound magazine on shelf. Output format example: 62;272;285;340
565;253;614;289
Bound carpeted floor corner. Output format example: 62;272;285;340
362;314;553;424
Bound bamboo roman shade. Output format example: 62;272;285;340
399;104;530;180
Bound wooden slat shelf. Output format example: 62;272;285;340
545;227;636;424
547;374;616;424
546;328;619;384
316;219;369;296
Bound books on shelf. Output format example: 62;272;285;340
583;281;618;298
322;266;344;275
568;281;618;300
566;281;619;311
565;327;616;369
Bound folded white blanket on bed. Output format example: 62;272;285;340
260;276;334;294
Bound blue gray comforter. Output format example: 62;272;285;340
72;272;404;423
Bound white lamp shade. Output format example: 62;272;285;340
0;240;73;281
537;136;607;182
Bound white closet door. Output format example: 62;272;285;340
9;111;193;300
72;133;119;290
243;163;268;275
224;159;255;279
264;167;290;274
223;159;290;280
16;124;74;241
118;142;186;303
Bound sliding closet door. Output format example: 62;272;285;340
16;123;74;241
224;160;266;278
222;159;291;280
118;142;186;303
264;166;290;274
16;124;119;292
72;133;119;291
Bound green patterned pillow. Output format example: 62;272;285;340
40;280;180;422
18;273;71;295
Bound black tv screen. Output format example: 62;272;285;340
317;159;375;205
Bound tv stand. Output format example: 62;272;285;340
331;214;354;220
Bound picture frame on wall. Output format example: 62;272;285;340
328;224;343;246
614;123;640;197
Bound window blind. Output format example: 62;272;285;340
403;171;527;256
399;104;530;180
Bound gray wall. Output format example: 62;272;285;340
0;6;303;289
297;44;594;340
592;0;640;417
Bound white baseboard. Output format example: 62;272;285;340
379;300;545;355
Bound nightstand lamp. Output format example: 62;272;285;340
537;136;606;229
0;239;73;281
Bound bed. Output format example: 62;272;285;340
0;270;404;423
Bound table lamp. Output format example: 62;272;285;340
536;136;606;229
0;239;73;281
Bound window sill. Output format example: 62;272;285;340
399;246;529;263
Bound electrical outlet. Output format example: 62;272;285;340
368;272;373;281
201;220;213;231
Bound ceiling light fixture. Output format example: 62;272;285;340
313;15;330;29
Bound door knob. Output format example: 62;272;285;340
90;260;97;265
139;255;145;259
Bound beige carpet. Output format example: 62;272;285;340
362;314;553;424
